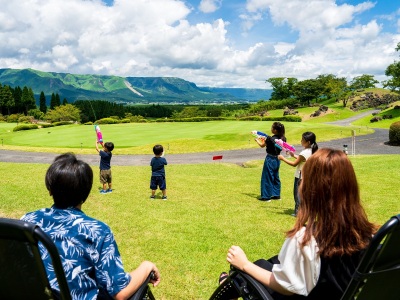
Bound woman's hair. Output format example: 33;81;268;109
302;131;318;154
45;153;93;209
287;148;377;257
272;122;285;139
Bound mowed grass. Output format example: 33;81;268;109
0;120;375;154
1;155;399;299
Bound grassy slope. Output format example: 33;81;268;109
2;90;400;153
0;155;399;299
0;120;375;154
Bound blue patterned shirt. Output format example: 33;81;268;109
21;206;130;300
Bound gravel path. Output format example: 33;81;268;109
0;111;398;166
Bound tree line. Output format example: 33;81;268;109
263;43;400;106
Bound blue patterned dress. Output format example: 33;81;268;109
21;206;130;300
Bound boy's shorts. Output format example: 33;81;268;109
100;169;112;184
150;176;166;190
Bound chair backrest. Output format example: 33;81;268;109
0;218;72;300
341;214;400;300
209;269;275;300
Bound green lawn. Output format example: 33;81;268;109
352;101;400;128
1;155;399;299
3;101;399;155
0;120;375;154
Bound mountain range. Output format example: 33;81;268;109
0;68;271;104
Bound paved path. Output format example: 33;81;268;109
0;112;398;166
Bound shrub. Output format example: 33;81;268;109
40;123;54;128
96;118;119;124
370;116;382;123
128;115;147;123
18;116;34;124
84;121;94;125
53;121;74;126
262;116;302;122
238;116;263;121
7;114;22;123
28;108;45;120
156;117;229;122
120;118;131;123
389;121;400;145
13;124;39;132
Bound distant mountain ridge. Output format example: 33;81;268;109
0;68;271;104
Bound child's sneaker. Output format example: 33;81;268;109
162;196;167;200
150;195;155;199
107;189;113;193
100;190;107;194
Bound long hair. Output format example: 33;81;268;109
302;131;318;154
272;122;285;139
287;148;377;257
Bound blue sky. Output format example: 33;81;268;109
0;0;399;88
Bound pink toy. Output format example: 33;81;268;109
95;125;103;145
275;139;296;153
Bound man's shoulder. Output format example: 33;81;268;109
21;208;47;221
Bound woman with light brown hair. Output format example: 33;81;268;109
221;148;377;299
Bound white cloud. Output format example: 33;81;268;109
0;0;397;88
199;0;223;13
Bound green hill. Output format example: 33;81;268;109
0;68;270;104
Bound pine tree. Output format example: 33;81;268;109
2;85;15;115
50;93;56;109
21;86;35;115
39;91;47;113
55;93;61;106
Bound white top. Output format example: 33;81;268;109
272;227;321;296
294;148;312;178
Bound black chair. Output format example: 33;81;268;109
209;267;274;300
340;214;400;300
0;218;155;300
209;214;400;300
129;271;156;300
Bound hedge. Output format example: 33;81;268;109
40;123;54;128
155;117;231;122
239;115;302;122
13;124;39;132
389;121;400;145
53;121;74;126
95;118;120;124
154;116;302;122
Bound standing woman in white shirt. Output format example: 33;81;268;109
278;132;318;217
222;148;377;300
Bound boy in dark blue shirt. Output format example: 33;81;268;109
150;144;168;200
96;140;114;194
